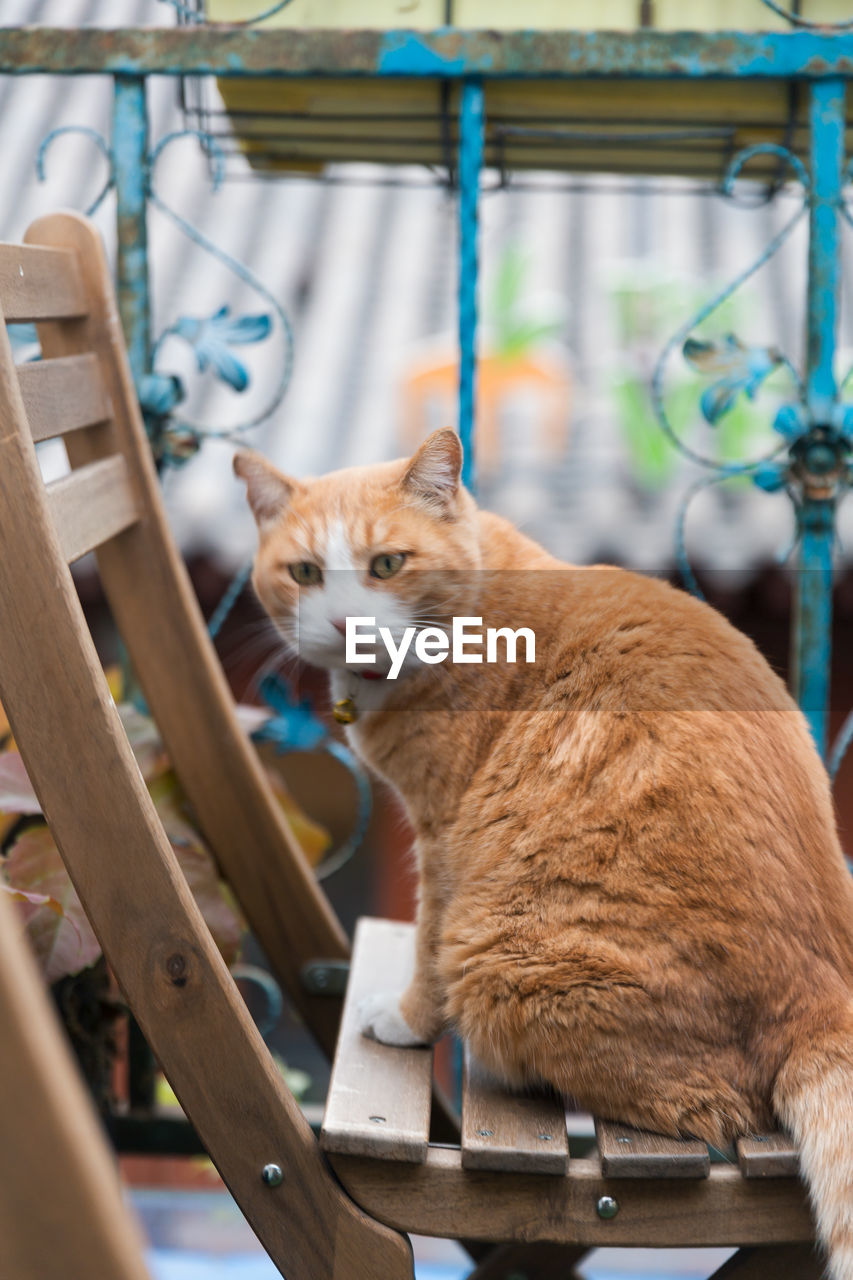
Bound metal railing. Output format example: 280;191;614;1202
1;12;852;763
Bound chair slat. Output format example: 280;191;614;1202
18;354;111;442
596;1118;710;1178
0;889;153;1280
46;456;140;564
736;1133;799;1178
0;244;87;322
329;1144;815;1249
461;1047;569;1174
321;918;432;1163
25;211;353;1068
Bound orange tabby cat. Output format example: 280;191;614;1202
236;429;853;1279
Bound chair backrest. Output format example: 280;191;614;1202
0;886;152;1280
0;212;411;1280
2;212;348;1058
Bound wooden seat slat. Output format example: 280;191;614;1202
736;1133;799;1178
0;244;87;322
18;354;111;441
595;1119;710;1179
329;1144;814;1248
320;918;432;1163
46;455;140;563
460;1047;569;1174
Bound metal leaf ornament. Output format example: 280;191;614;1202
137;371;195;468
254;675;329;753
683;334;784;425
752;460;789;493
171;305;272;392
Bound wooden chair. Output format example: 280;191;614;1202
0;883;152;1280
0;211;823;1280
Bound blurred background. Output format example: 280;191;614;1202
3;3;853;1277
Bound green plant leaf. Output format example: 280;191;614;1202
3;827;101;982
612;374;679;490
499;319;563;361
492;245;527;320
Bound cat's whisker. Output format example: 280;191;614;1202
212;618;282;661
241;644;300;701
236;632;294;680
217;632;287;675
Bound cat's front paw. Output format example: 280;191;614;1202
357;992;426;1048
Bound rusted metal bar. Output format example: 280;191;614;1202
790;79;846;758
112;75;151;394
1;27;853;79
457;80;483;493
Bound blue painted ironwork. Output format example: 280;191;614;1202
759;1;853;30
9;28;853;81
11;14;853;772
684;334;787;427
206;559;255;641
805;82;844;425
158;0;294;23
829;706;853;781
166;305;271;392
791;79;847;757
37;126;114;217
230;963;284;1041
457;80;484;491
252;674;373;883
793;497;836;753
112;76;151;396
7;324;39;353
651;143;807;475
146;129;294;460
41;102;294;463
658;95;853;758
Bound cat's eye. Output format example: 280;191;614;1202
370;552;407;580
288;561;323;587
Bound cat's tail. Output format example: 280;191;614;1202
772;1002;853;1280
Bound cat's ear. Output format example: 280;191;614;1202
402;428;463;513
233;450;297;529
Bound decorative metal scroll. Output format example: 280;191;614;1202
38;126;114;218
653;138;853;776
252;675;373;883
158;0;295;25
35;122;293;468
32;109;366;879
759;1;853;30
145;128;294;463
652;144;807;590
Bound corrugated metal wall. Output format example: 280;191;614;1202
4;0;852;577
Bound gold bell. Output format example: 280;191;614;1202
333;697;357;725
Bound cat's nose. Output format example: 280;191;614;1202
331;618;348;637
